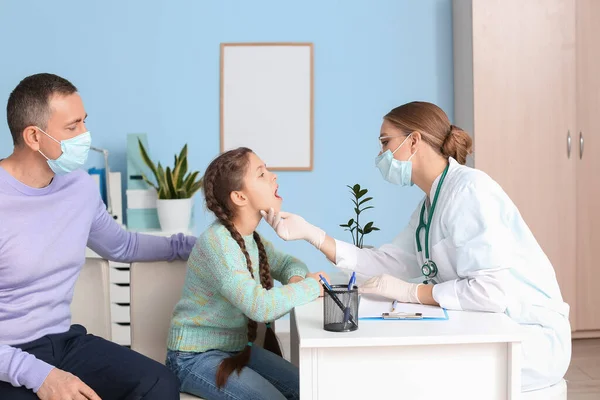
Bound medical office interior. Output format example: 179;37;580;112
1;0;599;399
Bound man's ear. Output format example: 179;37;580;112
230;190;248;207
22;126;42;151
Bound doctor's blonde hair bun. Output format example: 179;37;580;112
384;101;473;165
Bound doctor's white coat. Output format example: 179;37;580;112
335;157;571;392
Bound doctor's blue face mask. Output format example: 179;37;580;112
375;133;417;186
36;127;92;175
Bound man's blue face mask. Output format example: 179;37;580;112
37;127;92;175
374;133;417;186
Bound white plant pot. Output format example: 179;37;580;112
156;198;193;233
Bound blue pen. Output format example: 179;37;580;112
347;272;356;291
319;274;333;290
343;272;356;327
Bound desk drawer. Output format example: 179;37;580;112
109;283;130;303
110;268;130;284
110;304;130;323
111;323;131;346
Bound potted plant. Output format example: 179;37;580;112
138;139;203;232
339;184;380;248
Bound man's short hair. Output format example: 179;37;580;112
6;73;78;146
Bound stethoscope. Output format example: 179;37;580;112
415;163;450;284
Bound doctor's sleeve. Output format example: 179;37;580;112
432;185;512;312
334;203;423;281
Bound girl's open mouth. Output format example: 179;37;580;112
274;186;282;199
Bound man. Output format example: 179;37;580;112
0;73;196;399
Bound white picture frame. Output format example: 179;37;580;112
220;42;314;170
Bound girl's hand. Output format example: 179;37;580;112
306;271;330;297
287;276;304;284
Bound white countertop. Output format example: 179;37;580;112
294;298;523;348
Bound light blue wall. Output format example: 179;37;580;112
0;0;454;276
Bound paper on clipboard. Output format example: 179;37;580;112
358;295;448;319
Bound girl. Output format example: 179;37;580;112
166;147;326;400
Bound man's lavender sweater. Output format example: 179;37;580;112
0;166;196;392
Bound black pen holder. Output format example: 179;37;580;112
323;284;359;332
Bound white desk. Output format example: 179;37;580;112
291;299;523;400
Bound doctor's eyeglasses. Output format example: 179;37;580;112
378;135;404;152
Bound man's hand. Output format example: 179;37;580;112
260;208;326;249
37;368;101;400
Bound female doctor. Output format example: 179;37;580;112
261;101;571;392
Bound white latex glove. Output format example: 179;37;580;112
260;208;326;249
359;274;422;304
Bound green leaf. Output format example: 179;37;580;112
348;218;354;226
178;143;188;162
138;139;158;185
354;207;360;215
358;196;373;206
184;171;200;193
140;173;158;190
339;224;349;228
352;184;360;194
178;158;188;188
357;189;368;199
371;227;380;231
357;228;364;235
165;166;177;198
187;179;203;197
360;206;374;213
173;154;187;190
156;163;167;190
364;222;374;231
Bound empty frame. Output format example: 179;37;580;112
220;43;314;170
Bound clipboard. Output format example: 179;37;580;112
358;295;449;321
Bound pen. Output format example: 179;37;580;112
382;312;423;320
319;275;358;327
347;271;356;291
392;300;398;313
343;272;356;327
319;274;333;291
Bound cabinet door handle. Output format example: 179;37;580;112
580;131;584;159
567;130;572;158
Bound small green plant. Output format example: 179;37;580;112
339;184;380;248
138;139;203;200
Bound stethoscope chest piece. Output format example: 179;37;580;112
421;259;438;279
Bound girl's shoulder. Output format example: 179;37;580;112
197;221;229;246
196;221;250;254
